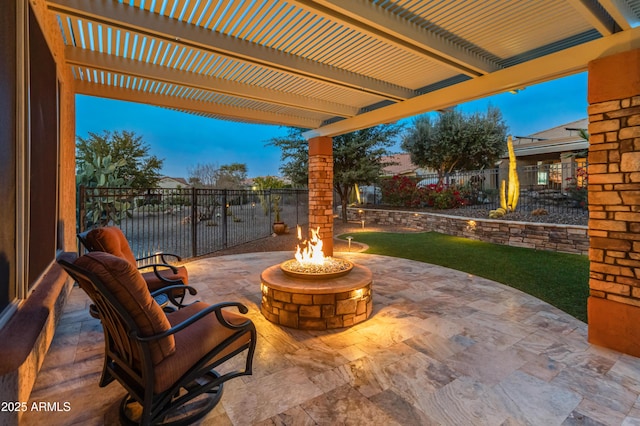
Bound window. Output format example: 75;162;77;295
0;0;17;316
0;1;60;326
27;6;59;289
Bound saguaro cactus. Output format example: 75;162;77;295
501;135;520;212
490;136;519;218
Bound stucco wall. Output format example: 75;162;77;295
0;2;77;424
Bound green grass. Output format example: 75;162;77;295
341;232;589;322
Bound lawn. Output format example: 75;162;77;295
342;231;590;322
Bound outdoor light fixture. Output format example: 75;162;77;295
346;236;353;251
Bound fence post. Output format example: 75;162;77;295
268;190;272;234
78;184;86;232
222;190;228;248
191;188;197;257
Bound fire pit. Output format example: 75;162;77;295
260;227;373;330
280;257;353;279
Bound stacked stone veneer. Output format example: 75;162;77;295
347;208;588;255
260;264;373;329
586;47;640;357
308;137;334;256
588;97;640;303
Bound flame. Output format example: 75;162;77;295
294;226;326;265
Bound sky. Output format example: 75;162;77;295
75;71;588;179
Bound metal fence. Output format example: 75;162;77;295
363;161;588;216
78;187;308;260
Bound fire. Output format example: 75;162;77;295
295;226;326;265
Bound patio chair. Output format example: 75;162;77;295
78;226;188;294
56;251;257;425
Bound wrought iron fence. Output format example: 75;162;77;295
78;187;308;260
365;162;588;216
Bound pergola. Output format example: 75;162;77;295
2;0;640;420
39;0;640;249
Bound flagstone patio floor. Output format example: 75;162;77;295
22;251;640;425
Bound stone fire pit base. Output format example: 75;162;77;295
260;263;373;330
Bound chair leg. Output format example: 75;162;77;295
118;372;225;426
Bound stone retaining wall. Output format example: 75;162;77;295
347;208;589;255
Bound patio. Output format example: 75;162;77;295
23;251;640;425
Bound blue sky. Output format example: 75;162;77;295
76;72;588;179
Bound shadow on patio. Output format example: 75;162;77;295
23;251;640;425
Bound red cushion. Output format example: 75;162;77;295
142;266;189;292
75;252;176;365
153;302;252;393
84;227;137;266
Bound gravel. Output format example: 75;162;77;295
425;207;589;226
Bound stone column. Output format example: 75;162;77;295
561;152;574;192
587;48;640;356
308;136;334;256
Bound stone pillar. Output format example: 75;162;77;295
561;152;574;192
308;136;334;256
587;48;640;356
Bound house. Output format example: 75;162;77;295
381;153;429;177
503;118;589;190
511;118;589;162
157;176;190;189
2;1;640;423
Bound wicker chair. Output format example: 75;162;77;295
57;251;256;425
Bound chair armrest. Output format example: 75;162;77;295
137;262;179;274
131;302;252;342
151;285;197;308
136;252;182;263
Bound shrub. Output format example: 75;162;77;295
565;167;588;209
421;184;466;209
380;176;421;207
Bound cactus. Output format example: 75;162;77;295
497;136;519;215
77;154;132;228
506;135;520;211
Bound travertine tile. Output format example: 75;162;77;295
495;370;582;425
419;376;512;425
23;252;640;425
300;384;402;426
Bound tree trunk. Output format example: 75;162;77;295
341;198;348;223
337;185;350;223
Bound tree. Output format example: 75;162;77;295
76;130;164;189
252;176;287;190
252;176;287;217
187;162;248;189
269;124;403;222
267;128;309;187
401;107;507;183
217;163;248;189
187;163;217;187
